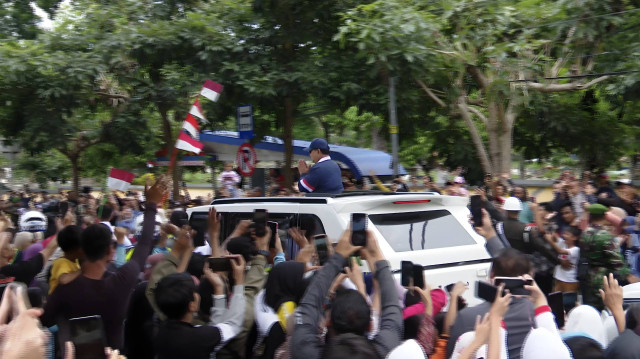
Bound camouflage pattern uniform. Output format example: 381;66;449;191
579;225;630;310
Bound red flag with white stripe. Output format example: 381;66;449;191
189;98;207;123
182;114;200;139
107;168;135;191
175;132;203;154
200;80;223;102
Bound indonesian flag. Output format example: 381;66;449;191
200;80;223;102
189;99;207;123
107;168;135;191
182;114;200;139
175;132;203;154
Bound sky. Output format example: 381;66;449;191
30;0;72;30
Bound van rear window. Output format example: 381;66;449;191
369;210;476;252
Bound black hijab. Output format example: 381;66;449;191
264;261;308;311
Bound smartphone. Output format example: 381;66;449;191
58;201;69;217
445;282;470;292
470;195;483;227
412;264;424;289
253;209;268;237
401;261;414;287
547;291;565;328
476;281;499;303
350;213;367;247
69;315;107;359
188;212;209;247
314;234;329;266
268;221;278;248
207;257;232;272
494;277;532;296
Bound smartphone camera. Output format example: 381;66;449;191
207;257;232;272
69;315;107;359
314;234;329;266
268;221;278;248
350;213;367;247
401;261;413;287
252;209;268;237
469;195;483;227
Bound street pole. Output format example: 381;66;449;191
388;76;399;177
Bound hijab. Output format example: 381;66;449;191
522;328;571;359
565;305;607;348
265;261;308;311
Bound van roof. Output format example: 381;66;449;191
208;191;467;207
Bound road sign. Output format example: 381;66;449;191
236;143;257;176
237;105;254;139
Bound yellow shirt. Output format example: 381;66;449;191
49;257;80;294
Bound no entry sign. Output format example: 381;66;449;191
236;143;257;176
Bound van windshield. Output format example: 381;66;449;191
369;210;476;252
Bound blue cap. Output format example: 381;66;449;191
304;138;330;152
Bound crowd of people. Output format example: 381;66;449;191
0;166;639;358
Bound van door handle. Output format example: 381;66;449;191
477;269;487;277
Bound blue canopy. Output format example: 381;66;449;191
199;131;406;180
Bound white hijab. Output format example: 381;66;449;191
386;339;426;359
564;305;607;348
522;328;572;359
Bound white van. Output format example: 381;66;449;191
187;192;492;305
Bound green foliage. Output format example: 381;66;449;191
15;150;70;188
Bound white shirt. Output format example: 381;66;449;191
553;238;580;283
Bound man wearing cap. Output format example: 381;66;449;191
297;138;343;194
497;197;558;294
579;203;632;310
597;179;640;217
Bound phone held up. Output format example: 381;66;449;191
314;234;330;266
350;213;367;247
267;221;278;248
69;315;108;359
469;195;483;227
207;257;232;272
252;209;268;237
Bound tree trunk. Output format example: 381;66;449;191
282;97;295;189
487;103;501;172
158;108;180;201
70;156;80;195
457;99;493;174
499;129;512;175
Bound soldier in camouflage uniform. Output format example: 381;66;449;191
579;204;631;310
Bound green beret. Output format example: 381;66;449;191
587;203;609;215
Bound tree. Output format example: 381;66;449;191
336;0;635;175
192;0;372;187
0;3;156;192
0;1;63;39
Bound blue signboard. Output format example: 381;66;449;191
237;105;254;139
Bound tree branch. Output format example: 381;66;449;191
466;105;488;126
95;92;130;100
466;65;489;89
466;97;485;106
550;26;576;78
415;79;446;108
525;76;610;93
457;98;493;174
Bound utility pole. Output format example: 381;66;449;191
388;76;399;177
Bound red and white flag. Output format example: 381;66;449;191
107;168;135;191
182;114;200;139
189;99;207;123
200;80;223;102
175;132;203;154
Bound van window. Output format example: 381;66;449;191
369;210;476;252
